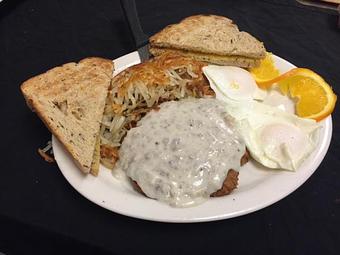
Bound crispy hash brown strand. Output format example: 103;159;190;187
37;149;55;163
100;144;119;167
100;53;213;168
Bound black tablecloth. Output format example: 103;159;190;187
1;0;339;254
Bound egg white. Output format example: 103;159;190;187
233;102;319;171
203;65;267;101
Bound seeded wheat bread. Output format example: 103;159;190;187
21;57;113;174
149;15;266;65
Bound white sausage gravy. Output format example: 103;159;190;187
117;98;246;207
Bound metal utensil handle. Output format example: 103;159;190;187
120;0;149;48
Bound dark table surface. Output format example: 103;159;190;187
1;0;340;254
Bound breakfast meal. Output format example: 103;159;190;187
149;15;266;68
21;14;337;208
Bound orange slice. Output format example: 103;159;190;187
256;68;337;121
250;52;280;83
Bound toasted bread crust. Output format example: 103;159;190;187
21;57;113;173
150;15;266;59
150;47;261;68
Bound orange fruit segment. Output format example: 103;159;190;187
250;52;280;83
255;68;337;121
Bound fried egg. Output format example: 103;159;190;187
203;65;320;171
228;101;319;170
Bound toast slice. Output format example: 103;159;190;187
149;15;266;67
21;57;113;174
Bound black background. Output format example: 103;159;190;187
1;0;340;254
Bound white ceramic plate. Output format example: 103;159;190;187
52;54;332;223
